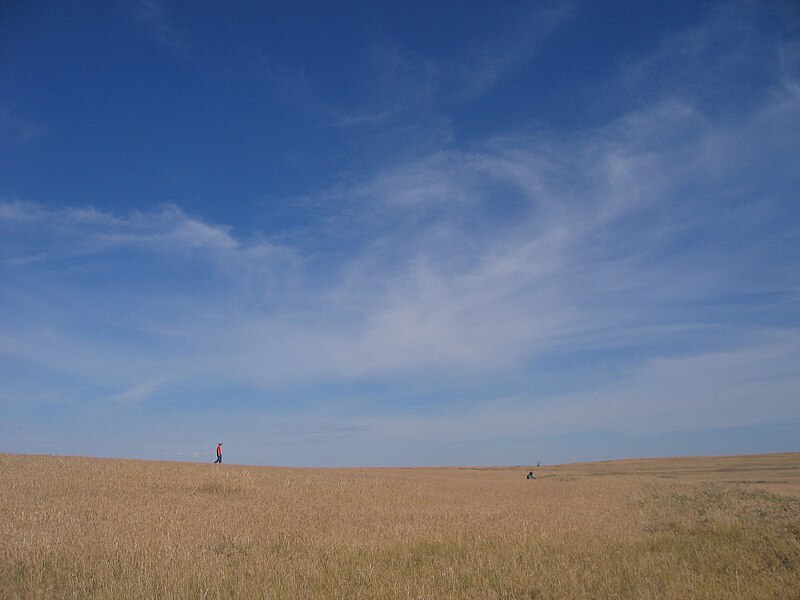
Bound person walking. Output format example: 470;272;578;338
214;443;223;464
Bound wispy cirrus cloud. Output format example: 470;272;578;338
0;105;44;142
1;202;294;263
124;0;189;58
333;3;573;131
443;1;574;99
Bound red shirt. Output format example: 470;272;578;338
216;444;222;456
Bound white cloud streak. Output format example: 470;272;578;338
333;3;573;132
125;0;189;58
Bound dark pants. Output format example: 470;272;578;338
214;455;222;463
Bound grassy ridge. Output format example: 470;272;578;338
2;453;799;598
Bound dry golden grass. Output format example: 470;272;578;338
2;452;799;599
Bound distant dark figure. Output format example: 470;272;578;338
527;471;535;479
214;443;223;464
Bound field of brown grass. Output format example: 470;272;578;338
2;452;799;599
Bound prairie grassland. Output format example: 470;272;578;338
1;453;799;599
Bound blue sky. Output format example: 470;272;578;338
1;0;799;466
